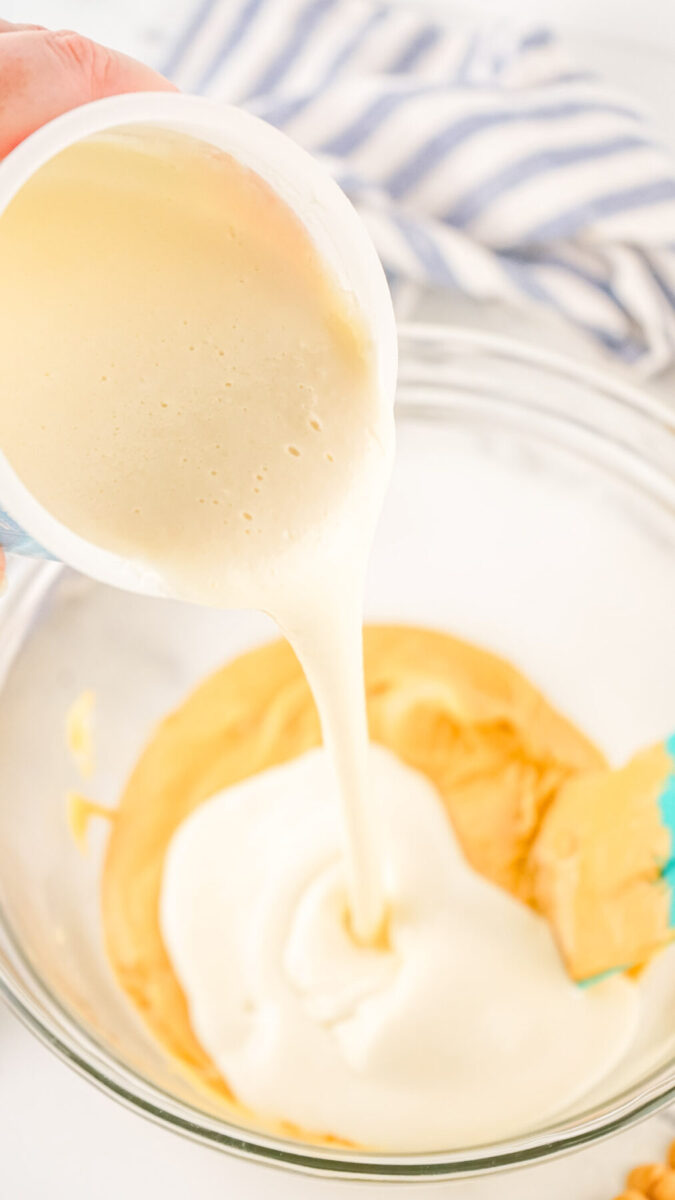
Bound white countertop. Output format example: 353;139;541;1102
1;2;674;1197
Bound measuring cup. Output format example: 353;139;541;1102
0;91;397;597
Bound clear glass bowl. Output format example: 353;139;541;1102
0;325;674;1182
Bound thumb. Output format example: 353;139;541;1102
0;26;176;159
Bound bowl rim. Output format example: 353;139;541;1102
1;322;674;1181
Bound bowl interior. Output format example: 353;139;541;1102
0;329;674;1178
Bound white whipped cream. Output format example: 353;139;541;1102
160;744;639;1150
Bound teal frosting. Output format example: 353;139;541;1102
582;735;675;986
577;966;624;990
663;859;675;928
659;733;675;927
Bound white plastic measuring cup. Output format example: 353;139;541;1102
0;91;397;597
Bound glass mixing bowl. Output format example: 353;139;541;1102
0;325;673;1182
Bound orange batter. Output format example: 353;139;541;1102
99;624;603;1110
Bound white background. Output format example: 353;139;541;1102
2;2;675;1197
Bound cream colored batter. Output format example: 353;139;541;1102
0;126;393;942
0;129;377;607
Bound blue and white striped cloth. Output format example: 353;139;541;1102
162;0;675;375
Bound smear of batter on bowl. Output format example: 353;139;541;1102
66;690;96;780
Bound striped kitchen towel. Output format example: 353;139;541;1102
162;0;675;375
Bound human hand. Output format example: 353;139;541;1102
0;19;174;157
0;19;175;587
